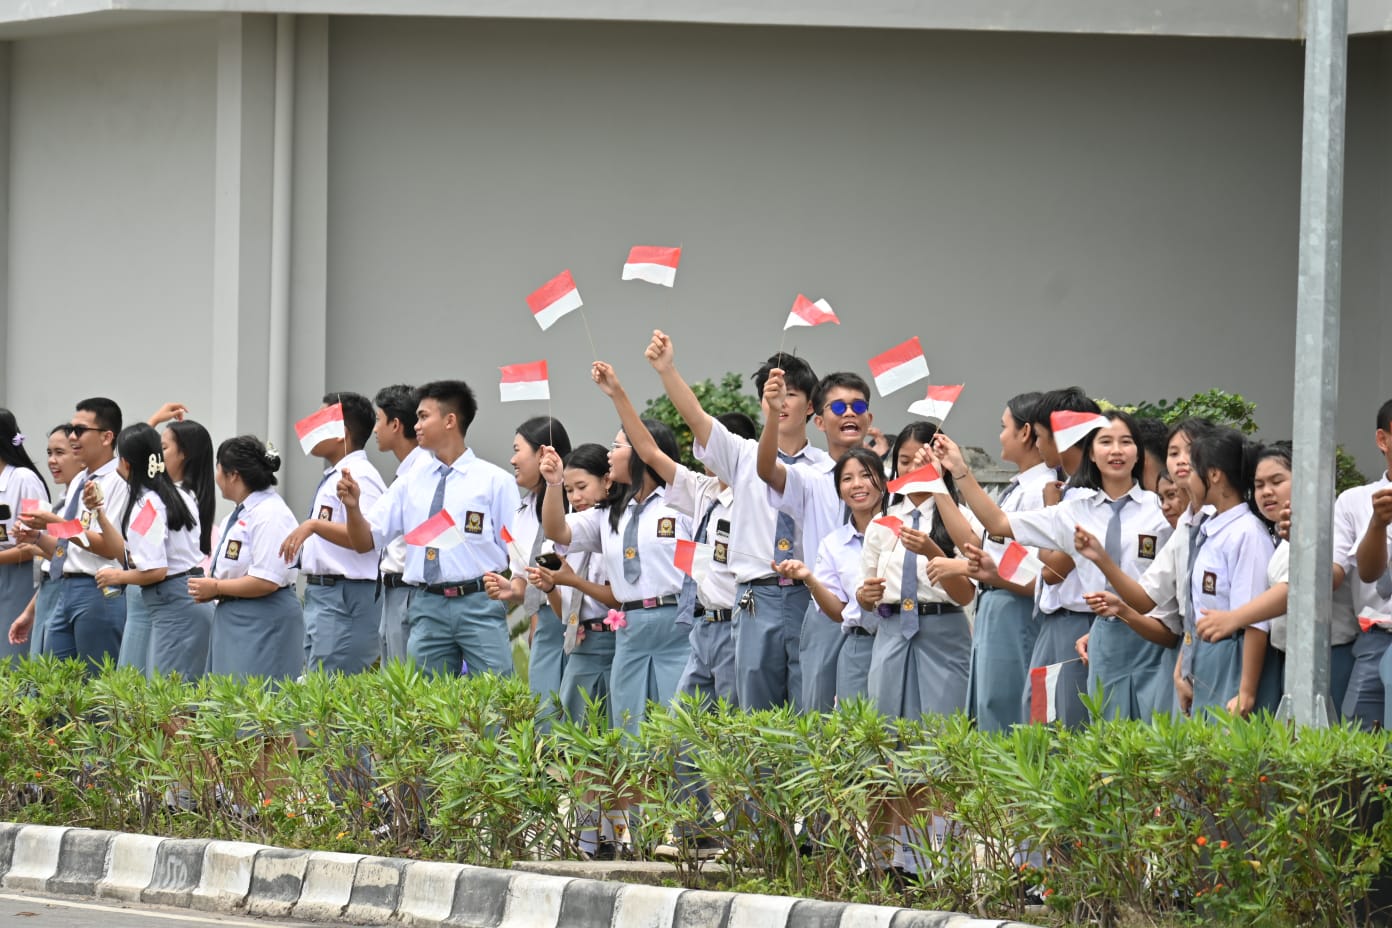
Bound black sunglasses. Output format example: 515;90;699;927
69;425;106;438
825;399;869;416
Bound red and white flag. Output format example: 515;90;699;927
868;337;929;397
673;539;714;585
908;384;963;422
130;499;161;538
621;246;682;287
403;511;466;550
49;519;85;540
1029;663;1064;724
295;404;346;455
499;361;549;403
19;498;44;515
1050;410;1110;452
784;294;838;330
526;269;583;330
1359;610;1392;633
997;541;1043;585
872;515;904;538
887;461;948;496
500;525;516;546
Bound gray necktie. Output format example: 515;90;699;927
562;552;591;654
209;503;245;578
773;452;798;564
622;494;655;583
48;475;88;581
1180;514;1211;680
900;509;923;639
1377;570;1392;602
1104;496;1132;564
522;502;549;617
423;464;449;584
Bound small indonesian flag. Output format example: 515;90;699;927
403;510;466;550
673;539;715;585
19;498;44;515
295;404;346;455
49;518;85;540
527;270;583;330
872;515;904;538
1359;610;1392;633
1029;662;1065;723
887;461;948;496
500;525;516;545
499;360;549;403
130;499;161;538
621;246;682;287
997;541;1043;585
1050;410;1110;452
868;337;929;397
908;384;963;422
784;294;839;329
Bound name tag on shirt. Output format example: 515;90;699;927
1138;534;1157;559
0;525;6;543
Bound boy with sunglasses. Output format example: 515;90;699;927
756;371;876;711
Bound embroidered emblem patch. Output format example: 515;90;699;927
464;512;483;534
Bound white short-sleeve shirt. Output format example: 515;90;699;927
0;464;47;551
300;450;387;578
210;488;300;586
563;485;692;604
65;458;131;576
124;487;203;574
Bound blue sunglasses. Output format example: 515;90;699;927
825;399;869;416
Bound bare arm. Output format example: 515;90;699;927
931;434;1013;540
337;472;378;553
538;447;572;546
593;361;679;486
1356;489;1392;583
755;370;789;494
646;330;714;449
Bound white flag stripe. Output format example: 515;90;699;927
907;398;953;420
500;380;550;403
533;289;583;330
621;263;677;287
872;356;930;397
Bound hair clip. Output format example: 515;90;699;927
10;433;23;447
147;454;166;479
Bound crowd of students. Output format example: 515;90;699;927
1;331;1391;867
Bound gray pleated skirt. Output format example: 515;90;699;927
868;608;971;721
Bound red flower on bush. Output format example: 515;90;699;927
1219;840;1230;850
1195;836;1208;847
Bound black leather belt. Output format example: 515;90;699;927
693;606;734;623
160;568;202;583
876;602;962;618
416;579;487;598
304;573;373;586
380;572;408;589
618;595;679;611
748;575;803;588
847;626;875;637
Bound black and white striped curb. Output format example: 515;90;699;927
0;822;1037;928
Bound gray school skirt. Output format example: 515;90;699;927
836;629;875;704
1021;610;1092;728
117;586;153;674
0;561;36;664
554;623;616;724
141;573;213;681
967;588;1038;732
1086;617;1175;721
1188;634;1244;716
30;574;61;658
529;604;568;705
208;586;304;681
868;608;971;721
609;603;690;733
799;603;845;713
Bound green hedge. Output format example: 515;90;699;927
3;658;1391;927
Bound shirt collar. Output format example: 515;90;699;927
90;457;119;479
240;488;277;514
716;484;735;508
328;449;368;475
398;444;429;478
1202;503;1252;537
438;448;477;475
627;485;666;510
1017;461;1056;485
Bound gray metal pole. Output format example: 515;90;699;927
1281;0;1347;728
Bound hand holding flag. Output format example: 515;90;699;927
872;515;904;538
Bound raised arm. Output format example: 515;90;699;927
538;446;572;546
755;369;788;494
931;433;1013;540
592;361;678;486
1356;488;1392;584
646;330;714;449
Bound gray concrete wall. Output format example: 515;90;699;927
323;19;1386;478
4;19;217;444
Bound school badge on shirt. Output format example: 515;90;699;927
1137;535;1157;559
656;517;675;538
225;540;242;561
0;525;7;543
1202;571;1217;595
80;511;93;529
776;537;792;552
464;511;483;534
317;505;334;521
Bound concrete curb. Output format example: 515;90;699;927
0;822;1038;928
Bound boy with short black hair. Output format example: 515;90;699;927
373;384;433;663
281;391;387;674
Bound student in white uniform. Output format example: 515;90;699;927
371;385;432;664
189;436;304;681
24;399;132;672
281;393;387;675
89;424;209;680
936;412;1173;723
755;368;878;712
342;380;519;678
0;410;48;664
648;330;828;711
964;392;1054;732
1339;398;1392;729
1174;429;1278;716
485;416;572;709
771;446;888;702
8;425;77;656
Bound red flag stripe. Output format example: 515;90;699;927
867;337;925;377
500;361;548;383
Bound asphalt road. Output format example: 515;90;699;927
0;890;383;927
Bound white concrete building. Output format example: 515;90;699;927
0;1;1389;503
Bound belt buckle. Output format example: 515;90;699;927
443;586;460;598
642;597;658;609
777;577;794;587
